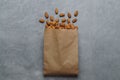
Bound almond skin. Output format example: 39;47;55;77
67;12;71;18
44;12;49;18
74;10;78;17
59;13;65;17
55;8;58;14
39;18;44;23
72;18;77;23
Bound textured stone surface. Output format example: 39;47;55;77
0;0;120;80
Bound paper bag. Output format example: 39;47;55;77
43;28;79;76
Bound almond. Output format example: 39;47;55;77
74;26;78;30
74;10;78;17
60;23;65;27
44;12;49;18
49;21;56;26
50;16;54;21
39;18;44;23
61;18;66;22
48;26;52;29
45;24;49;28
59;27;63;29
65;24;71;29
51;26;55;29
46;20;50;26
72;18;77;23
55;8;58;14
71;24;75;29
68;23;71;27
59;13;65;17
67;19;70;23
55;18;59;22
55;26;59;29
52;21;56;26
67;12;71;18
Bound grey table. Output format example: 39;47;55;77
0;0;120;80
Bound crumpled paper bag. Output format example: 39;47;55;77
43;28;79;76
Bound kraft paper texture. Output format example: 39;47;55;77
43;28;79;76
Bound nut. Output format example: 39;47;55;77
59;13;65;17
44;12;49;18
50;16;54;21
74;10;78;17
46;20;50;26
67;19;70;23
55;18;59;23
48;26;52;29
74;26;78;30
72;18;77;23
51;26;55;29
71;24;75;29
67;12;71;18
59;27;64;29
65;24;71;29
52;21;56;26
55;26;59;29
60;23;65;27
49;21;56;26
61;18;66;22
55;8;58;14
39;18;44;23
45;24;49;28
68;23;74;29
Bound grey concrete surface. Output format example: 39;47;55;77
0;0;120;80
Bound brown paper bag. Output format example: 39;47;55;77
43;28;79;76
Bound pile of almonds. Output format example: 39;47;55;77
39;8;78;30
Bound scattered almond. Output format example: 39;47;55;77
46;20;50;26
71;24;75;29
51;26;55;29
72;18;77;23
49;21;56;26
67;19;70;23
74;10;78;17
60;23;65;27
55;18;59;22
50;16;54;21
55;26;59;29
67;12;71;18
55;8;58;14
61;18;66;22
39;18;44;23
44;12;49;18
59;13;65;17
74;26;78;30
65;24;71;29
39;8;79;29
45;24;49;28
